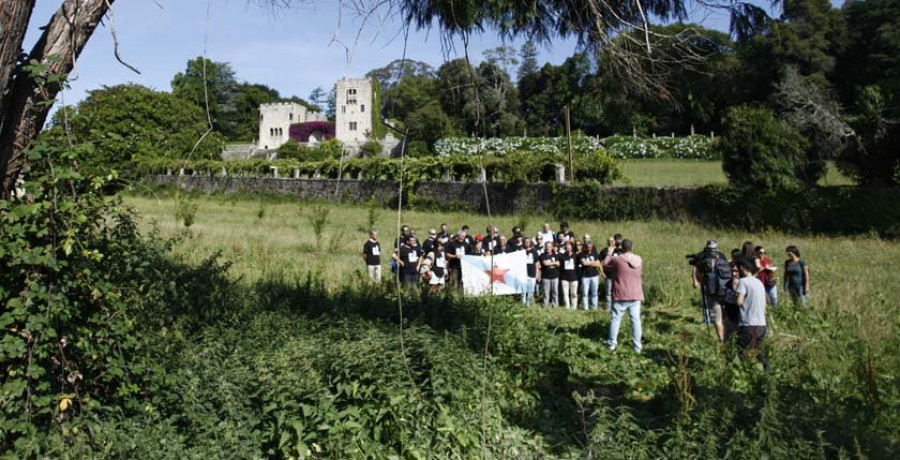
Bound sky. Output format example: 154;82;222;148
24;0;763;106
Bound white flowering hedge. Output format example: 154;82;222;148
601;135;719;160
434;136;604;157
434;135;719;160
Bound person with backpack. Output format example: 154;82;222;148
691;240;732;343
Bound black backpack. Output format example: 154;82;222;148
701;251;732;297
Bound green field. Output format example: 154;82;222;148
113;192;900;457
616;160;853;186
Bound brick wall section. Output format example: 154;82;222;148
148;175;699;217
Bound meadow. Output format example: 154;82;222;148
116;190;900;458
614;160;853;186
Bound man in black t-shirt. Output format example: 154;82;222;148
394;236;422;286
446;232;469;291
362;230;382;282
522;238;540;305
422;228;437;254
540;242;560;307
579;241;601;310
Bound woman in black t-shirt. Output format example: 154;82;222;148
522;238;539;305
429;241;447;294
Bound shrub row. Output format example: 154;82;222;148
552;183;900;237
602;135;719;160
432;135;719;160
139;150;622;185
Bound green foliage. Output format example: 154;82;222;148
720;106;820;189
360;140;383;158
276;139;344;162
0;140;233;455
44;84;225;177
139;149;621;186
698;184;900;237
308;205;330;241
370;78;387;139
175;191;199;228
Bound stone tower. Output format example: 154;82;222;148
335;78;374;144
257;102;323;151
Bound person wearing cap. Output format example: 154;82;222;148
692;239;730;342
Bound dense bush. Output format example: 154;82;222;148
0;141;234;455
42;84;225;177
360;139;384;157
276;138;344;161
698;184;900;237
601;135;719;160
720;106;822;189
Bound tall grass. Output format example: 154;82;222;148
120;192;900;458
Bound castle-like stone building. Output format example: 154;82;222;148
252;77;396;157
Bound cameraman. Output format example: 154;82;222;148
691;240;732;342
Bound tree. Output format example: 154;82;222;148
405;102;455;150
171;57;240;139
0;0;117;198
232;83;281;142
0;0;775;197
720;105;820;189
44;84;225;176
308;86;326;112
517;39;539;81
482;45;519;78
325;86;337;122
365;59;435;90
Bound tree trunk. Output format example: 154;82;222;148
0;0;114;199
0;1;37;116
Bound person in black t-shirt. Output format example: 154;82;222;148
559;241;579;309
362;230;382;282
422;228;437;255
393;236;422;287
438;223;450;245
428;241;447;294
446;232;469;291
522;238;539;305
579;241;601;310
540;242;560;307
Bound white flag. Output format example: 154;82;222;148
461;250;529;297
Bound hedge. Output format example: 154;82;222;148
138;150;621;186
601;135;719;160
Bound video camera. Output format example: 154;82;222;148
686;248;720;272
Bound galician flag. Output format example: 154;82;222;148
461;250;529;297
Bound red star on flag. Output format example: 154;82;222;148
485;264;510;284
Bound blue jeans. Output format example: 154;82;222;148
522;277;536;305
581;276;599;310
765;285;778;308
604;277;614;310
607;300;642;352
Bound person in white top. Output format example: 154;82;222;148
536;223;555;249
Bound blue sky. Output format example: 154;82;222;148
25;0;768;105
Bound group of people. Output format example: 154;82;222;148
363;222;629;307
362;224;812;362
362;222;647;352
691;240;811;370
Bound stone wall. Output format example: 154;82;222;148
148;175;700;217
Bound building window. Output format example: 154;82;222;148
290;113;293;121
349;122;357;131
361;104;365;113
270;128;274;136
347;88;357;96
342;105;346;114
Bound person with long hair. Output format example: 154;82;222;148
784;245;810;308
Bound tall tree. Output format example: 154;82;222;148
517;39;539;81
365;59;435;90
171;57;239;139
308;86;326;112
